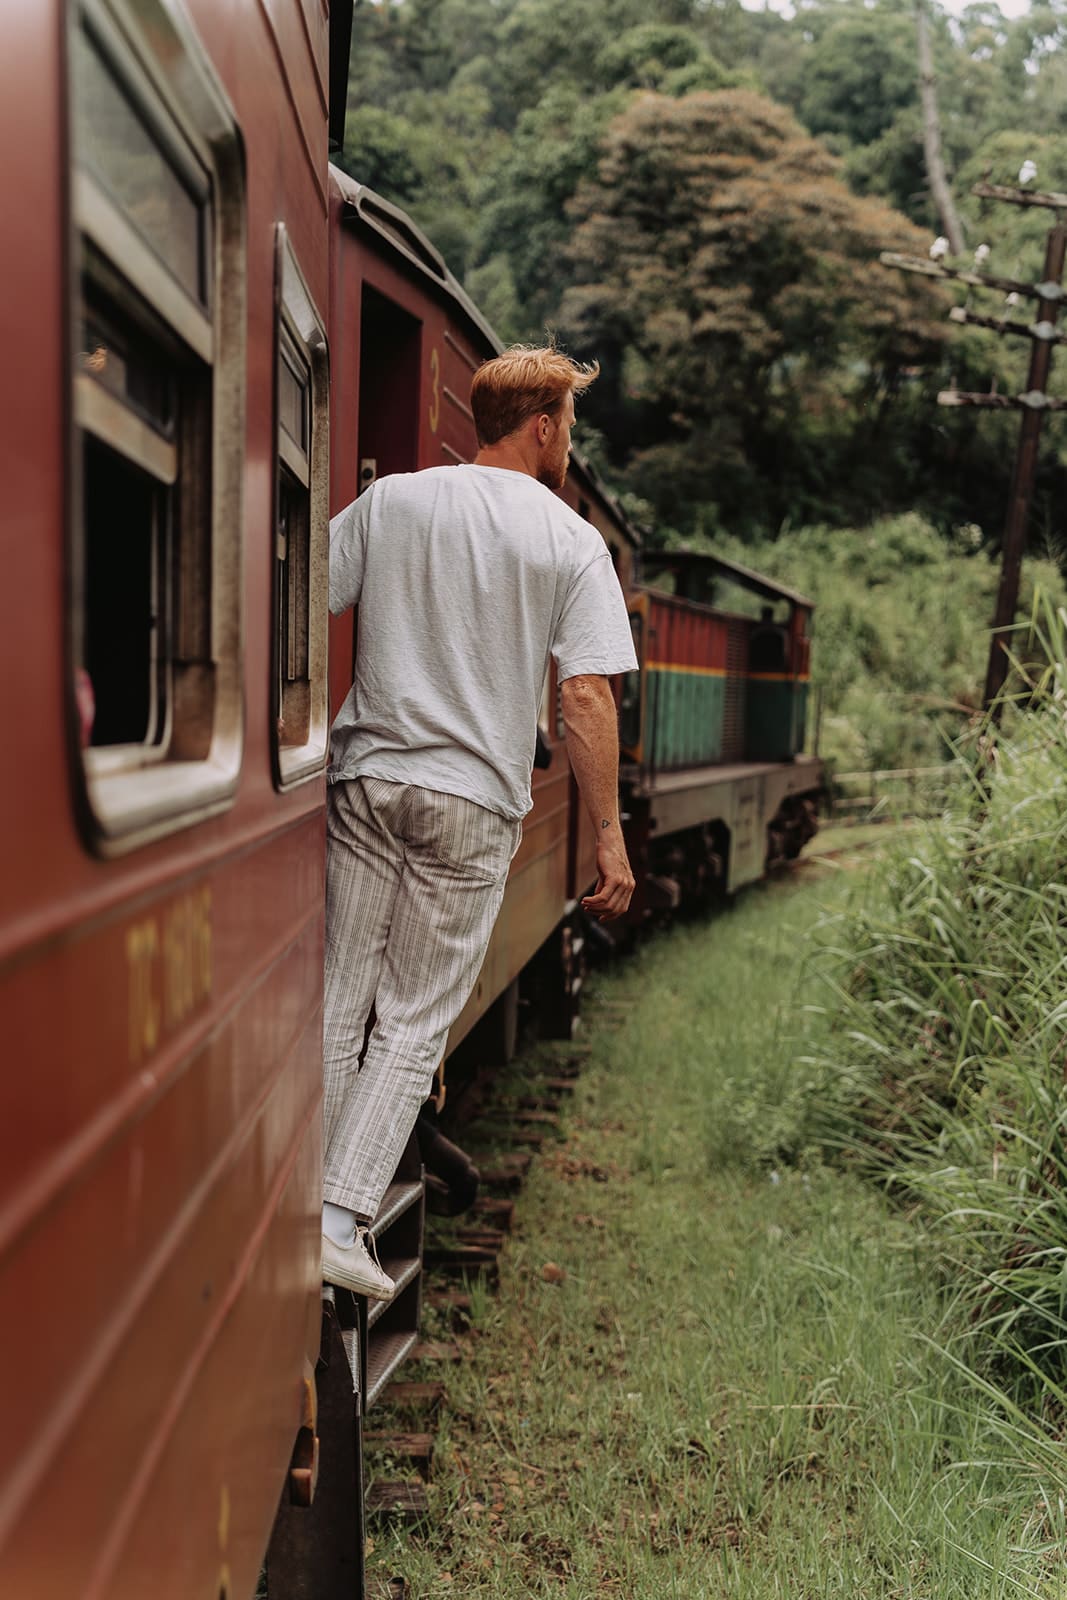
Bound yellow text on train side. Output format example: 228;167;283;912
126;886;213;1065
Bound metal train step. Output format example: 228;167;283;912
366;1255;421;1329
370;1179;424;1236
365;1329;421;1409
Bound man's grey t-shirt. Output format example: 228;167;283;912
328;464;638;821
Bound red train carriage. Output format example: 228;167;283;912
326;170;640;1072
322;174;643;1439
1;3;351;1596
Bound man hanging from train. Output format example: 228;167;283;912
322;344;638;1298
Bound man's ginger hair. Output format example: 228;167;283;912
470;343;599;447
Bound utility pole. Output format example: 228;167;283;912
882;180;1067;719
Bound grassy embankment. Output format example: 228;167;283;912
798;601;1067;1498
367;845;1059;1598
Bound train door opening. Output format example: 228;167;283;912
330;285;423;717
357;285;421;486
348;283;428;1461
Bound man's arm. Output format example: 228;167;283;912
328;493;370;616
560;674;635;922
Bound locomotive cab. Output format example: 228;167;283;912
616;549;824;913
636;550;814;766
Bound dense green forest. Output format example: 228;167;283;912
343;0;1067;553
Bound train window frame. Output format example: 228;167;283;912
68;0;246;854
271;225;330;791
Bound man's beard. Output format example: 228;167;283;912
537;454;567;492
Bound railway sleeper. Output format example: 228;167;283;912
362;1431;435;1480
411;1339;463;1363
455;1226;506;1250
484;1107;561;1129
424;1287;474;1325
365;1479;430;1528
518;1089;570;1110
478;1152;532;1190
382;1380;448;1416
423;1243;500;1283
472;1196;515;1228
493;1127;548;1148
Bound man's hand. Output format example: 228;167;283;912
560;673;637;922
581;831;635;922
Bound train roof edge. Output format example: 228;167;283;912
328;3;354;152
328;164;641;548
639;549;814;612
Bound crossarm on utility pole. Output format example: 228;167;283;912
880;251;1065;302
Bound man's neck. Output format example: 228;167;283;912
474;439;538;478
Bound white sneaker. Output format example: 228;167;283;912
322;1227;396;1301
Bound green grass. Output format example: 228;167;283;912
366;866;1062;1598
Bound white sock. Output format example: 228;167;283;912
323;1201;357;1249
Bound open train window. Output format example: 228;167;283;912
69;0;245;851
272;226;330;789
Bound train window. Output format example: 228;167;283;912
272;226;330;789
69;0;245;851
72;21;209;311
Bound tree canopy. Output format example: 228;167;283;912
561;89;946;532
342;0;1067;548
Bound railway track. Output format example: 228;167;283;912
361;1042;590;1551
361;844;886;1586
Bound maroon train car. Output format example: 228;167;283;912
326;170;640;1070
321;175;643;1438
1;3;351;1596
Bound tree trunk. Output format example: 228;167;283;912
916;0;966;255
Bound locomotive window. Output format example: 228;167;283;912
69;0;245;852
272;226;330;790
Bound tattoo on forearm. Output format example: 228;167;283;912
601;818;611;829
